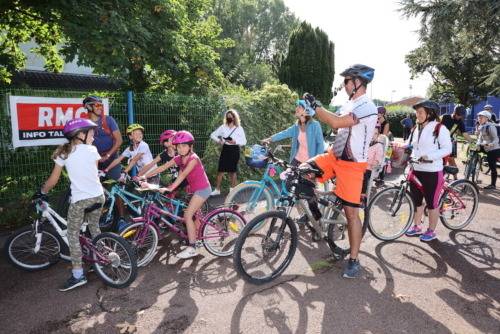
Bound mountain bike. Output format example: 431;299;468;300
4;198;138;289
367;159;479;241
118;185;247;266
225;143;329;230
462;143;482;183
232;159;367;285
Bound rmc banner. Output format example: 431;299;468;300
9;96;109;148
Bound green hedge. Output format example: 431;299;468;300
385;106;415;138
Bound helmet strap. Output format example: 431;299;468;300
349;77;362;100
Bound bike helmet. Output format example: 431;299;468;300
412;100;440;114
172;130;195;145
484;104;493;110
478;110;492;120
82;95;103;107
63;118;98;141
296;100;315;116
126;124;145;135
454;104;466;116
159;130;177;145
340;64;375;83
377;106;386;114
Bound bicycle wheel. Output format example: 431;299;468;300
91;232;138;289
366;187;415;241
56;187;72;219
480;155;490;174
119;219;159;267
201;209;247;257
233;210;298;285
99;200;119;232
4;225;68;271
471;155;480;184
225;183;273;232
463;159;471;179
440;179;479;230
326;206;369;256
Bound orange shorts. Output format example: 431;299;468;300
310;148;367;205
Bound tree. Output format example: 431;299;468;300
0;0;232;93
209;0;298;89
399;0;500;97
275;21;335;105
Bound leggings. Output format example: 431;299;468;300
409;170;444;210
486;148;500;186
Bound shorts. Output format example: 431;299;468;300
194;186;211;200
444;140;457;164
309;148;367;206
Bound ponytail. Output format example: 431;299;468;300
51;138;78;160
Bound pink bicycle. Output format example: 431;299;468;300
366;158;479;241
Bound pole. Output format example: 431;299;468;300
127;91;136;176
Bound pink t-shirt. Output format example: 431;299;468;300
294;130;309;163
173;152;210;192
366;142;384;171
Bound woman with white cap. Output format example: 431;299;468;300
477;110;500;189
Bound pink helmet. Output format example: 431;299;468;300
172;130;195;145
159;130;177;145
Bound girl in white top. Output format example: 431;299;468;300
31;118;104;291
209;110;247;195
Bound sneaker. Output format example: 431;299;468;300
210;189;220;196
118;217;127;230
59;275;87;291
294;214;308;225
419;229;437;242
484;185;496;189
176;246;198;259
375;180;385;187
405;225;423;236
229;188;234;193
343;258;361;278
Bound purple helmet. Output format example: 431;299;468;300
159;130;177;145
172;130;195;145
377;106;386;114
63;118;98;139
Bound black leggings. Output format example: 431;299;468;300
486;149;500;186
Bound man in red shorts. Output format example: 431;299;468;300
302;64;378;278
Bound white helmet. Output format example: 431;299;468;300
478;110;492;120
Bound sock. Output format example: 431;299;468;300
72;268;84;279
188;243;196;250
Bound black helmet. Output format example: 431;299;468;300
340;64;375;83
454;104;466;116
83;95;103;107
413;100;440;114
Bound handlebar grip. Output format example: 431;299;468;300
418;158;433;163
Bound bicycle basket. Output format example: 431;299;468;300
245;144;269;168
391;142;412;169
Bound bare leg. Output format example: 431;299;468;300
230;172;237;188
413;205;424;227
184;194;205;244
428;208;439;231
215;172;223;190
344;205;362;260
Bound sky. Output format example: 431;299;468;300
283;0;432;105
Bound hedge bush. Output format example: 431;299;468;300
384;106;415;138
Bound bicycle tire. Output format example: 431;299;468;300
480;155;490;174
4;225;68;271
366;187;415;241
200;209;247;257
471;154;480;184
56;187;72;220
99;200;120;233
90;232;138;289
233;210;298;285
440;179;479;230
463;159;471;180
326;205;369;255
118;219;159;267
225;183;274;233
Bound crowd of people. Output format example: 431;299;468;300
31;63;496;291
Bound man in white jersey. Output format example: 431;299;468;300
301;64;378;278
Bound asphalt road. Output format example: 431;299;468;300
1;148;499;334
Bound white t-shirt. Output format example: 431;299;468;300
54;145;103;203
332;94;378;162
122;141;158;174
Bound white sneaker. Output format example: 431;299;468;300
210;189;220;196
229;188;234;193
176;247;198;259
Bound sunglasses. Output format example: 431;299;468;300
93;103;103;107
343;78;354;85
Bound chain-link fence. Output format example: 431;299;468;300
0;89;224;205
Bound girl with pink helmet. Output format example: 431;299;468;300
31;118;104;291
139;130;211;259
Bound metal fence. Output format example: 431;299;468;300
0;89;224;205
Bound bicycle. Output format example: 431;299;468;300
118;184;247;266
4;198;138;289
366;158;479;241
225;143;329;229
462;143;483;183
232;159;368;285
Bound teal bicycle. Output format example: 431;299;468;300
225;143;329;229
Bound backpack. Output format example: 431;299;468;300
408;123;444;149
486;122;500;139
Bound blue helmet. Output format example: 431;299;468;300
296;100;315;116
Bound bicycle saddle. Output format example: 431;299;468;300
84;202;103;213
443;166;459;175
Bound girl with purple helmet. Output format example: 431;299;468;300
139;130;211;259
31;118;104;291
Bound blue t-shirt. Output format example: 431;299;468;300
92;115;119;153
401;118;413;128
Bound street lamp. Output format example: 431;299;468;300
391;90;396;103
409;85;412;97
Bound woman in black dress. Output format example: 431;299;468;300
209;110;247;195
